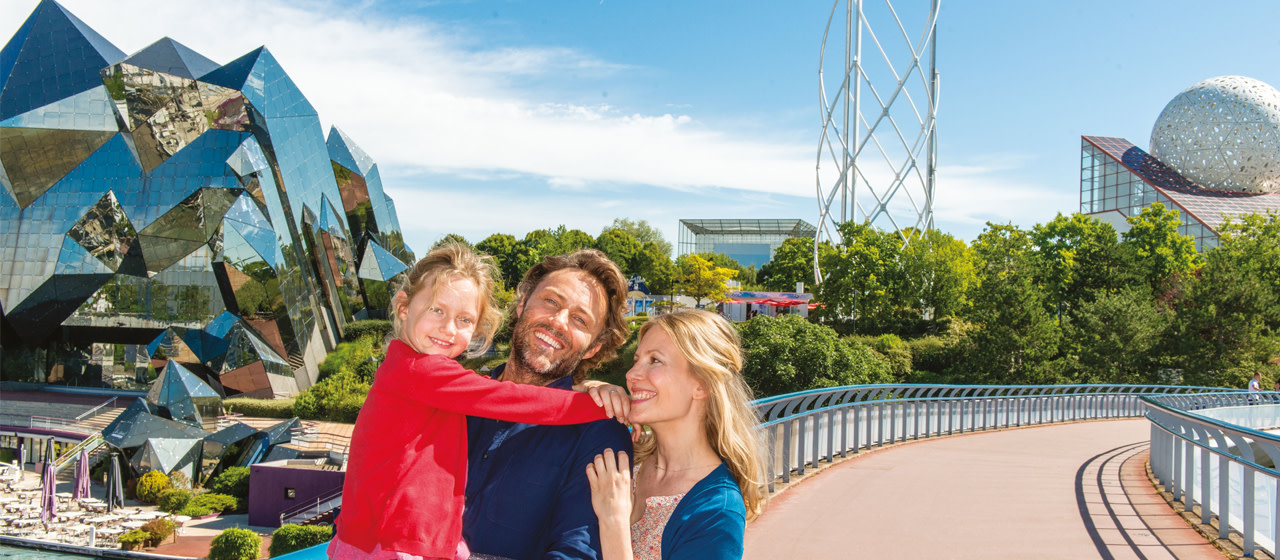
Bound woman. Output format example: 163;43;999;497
586;309;766;560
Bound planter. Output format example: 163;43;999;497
195;511;221;520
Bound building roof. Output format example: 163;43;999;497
678;219;817;236
1083;136;1280;232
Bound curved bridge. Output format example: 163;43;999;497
748;384;1279;559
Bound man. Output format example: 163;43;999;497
464;250;633;560
1248;372;1261;402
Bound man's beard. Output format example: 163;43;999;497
509;318;590;384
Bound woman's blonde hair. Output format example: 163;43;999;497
632;309;767;520
389;241;504;356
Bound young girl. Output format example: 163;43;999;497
330;241;627;560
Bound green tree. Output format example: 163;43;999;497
814;222;904;334
475;234;520;287
900;228;975;323
956;223;1062;384
738;314;892;397
595;228;643;275
1066;286;1171;384
675;254;737;308
1030;213;1129;323
1121;203;1202;295
758;237;832;292
635;241;677;297
1168;212;1280;388
552;226;596;254
431;233;472;251
606;218;672;257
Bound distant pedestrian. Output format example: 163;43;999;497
1248;372;1261;403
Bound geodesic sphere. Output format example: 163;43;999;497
1149;76;1280;194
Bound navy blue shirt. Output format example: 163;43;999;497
464;364;633;560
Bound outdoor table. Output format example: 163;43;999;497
58;511;84;518
84;515;116;524
121;520;146;529
54;492;72;499
11;519;38;527
127;513;151;520
98;527;123;535
0;515;15;524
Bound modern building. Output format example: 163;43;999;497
677;219;816;268
0;1;413;395
1080;76;1280;251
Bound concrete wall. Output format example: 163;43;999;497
248;462;345;528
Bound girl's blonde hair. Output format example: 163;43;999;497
389;241;504;356
632;309;767;521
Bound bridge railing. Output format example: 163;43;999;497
750;384;1229;494
1142;392;1279;557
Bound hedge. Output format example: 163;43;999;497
209;528;262;560
269;524;334;557
342;319;392;343
190;492;238;514
223;397;295;419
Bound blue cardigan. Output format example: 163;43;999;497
660;462;747;560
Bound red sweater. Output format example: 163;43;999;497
334;340;608;558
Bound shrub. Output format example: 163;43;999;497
870;334;913;381
317;336;384;383
178;503;213;517
738;314;893;398
135;470;171;504
141;519;175;546
119;529;148;550
293;371;370;423
342;319;392;343
157;487;193;513
210;467;251;500
190;492;240;514
223;397;295;419
907;335;963;375
269;524;335;557
208;528;261;560
167;469;192;490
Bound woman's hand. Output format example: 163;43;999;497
579;381;632;425
586;448;633;528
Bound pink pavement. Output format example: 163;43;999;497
744;418;1225;560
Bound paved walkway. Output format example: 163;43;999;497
744;419;1225;560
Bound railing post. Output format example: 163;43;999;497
1200;446;1211;525
852;406;861;453
840;408;849;458
813;413;823;469
767;427;777;492
1218;454;1230;540
889;402;897;444
782;421;792;483
796;416;808;475
1242;468;1255;556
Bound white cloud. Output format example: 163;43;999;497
3;0;814;198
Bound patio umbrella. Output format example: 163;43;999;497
40;442;56;524
74;448;90;500
106;453;124;513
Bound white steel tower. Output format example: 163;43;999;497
815;0;939;283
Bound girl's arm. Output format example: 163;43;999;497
373;341;608;425
586;449;635;560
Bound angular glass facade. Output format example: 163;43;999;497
1080;136;1280;251
1;1;413;393
677;219;817;268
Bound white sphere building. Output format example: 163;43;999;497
1149;76;1280;195
1079;76;1280;250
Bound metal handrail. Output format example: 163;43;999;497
279;484;344;526
75;396;119;420
1140;391;1279;557
750;383;1238;496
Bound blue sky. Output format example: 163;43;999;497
4;0;1278;255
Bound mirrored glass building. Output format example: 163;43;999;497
677;219;817;268
1;1;414;394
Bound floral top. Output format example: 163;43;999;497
632;494;686;560
631;465;686;560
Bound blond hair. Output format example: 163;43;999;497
632;309;767;521
390;241;504;356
